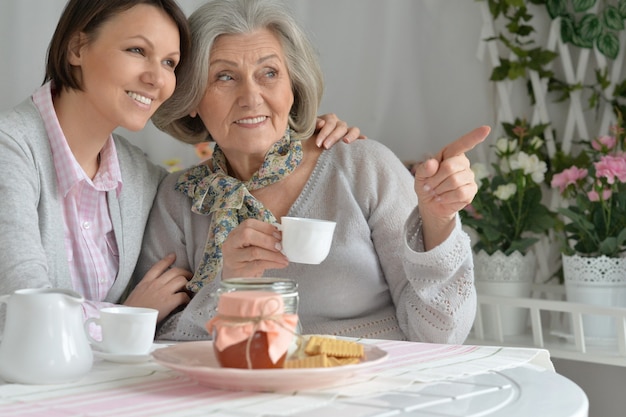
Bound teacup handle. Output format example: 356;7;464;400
271;223;288;257
83;317;103;349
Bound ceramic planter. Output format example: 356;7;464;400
474;250;537;336
562;253;626;341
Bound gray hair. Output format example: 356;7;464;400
152;0;324;144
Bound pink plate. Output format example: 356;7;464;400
152;340;388;392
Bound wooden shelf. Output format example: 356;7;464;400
466;284;626;367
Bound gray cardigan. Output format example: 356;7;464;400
136;139;476;344
0;98;166;305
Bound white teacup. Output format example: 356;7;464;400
84;307;158;355
278;216;336;264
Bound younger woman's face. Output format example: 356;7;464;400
68;4;181;132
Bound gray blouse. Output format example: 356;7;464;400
135;139;476;343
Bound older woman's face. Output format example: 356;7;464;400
195;28;294;160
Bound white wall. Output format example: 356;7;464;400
0;0;493;168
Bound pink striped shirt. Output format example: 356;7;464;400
32;83;123;320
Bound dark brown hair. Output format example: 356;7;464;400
44;0;191;92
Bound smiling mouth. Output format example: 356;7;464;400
127;91;153;105
235;116;267;125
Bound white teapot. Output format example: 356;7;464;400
0;288;93;384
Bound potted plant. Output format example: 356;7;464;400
550;119;626;339
461;119;557;335
474;0;626;344
462;119;557;256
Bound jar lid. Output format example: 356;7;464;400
216;291;285;317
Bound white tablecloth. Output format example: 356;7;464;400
0;339;587;417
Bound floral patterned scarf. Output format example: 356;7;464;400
175;130;303;292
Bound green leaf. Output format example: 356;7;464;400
613;79;626;97
598;237;618;256
573;0;596;13
596;32;620;59
589;91;599;109
571;33;594;48
515;24;535;37
617;228;626;245
595;67;611;89
528;206;557;232
482;225;504;242
559;207;596;230
578;14;602;42
507;0;525;7
619;0;626;18
508;238;540;255
490;63;511;81
560;15;576;43
508;61;527;79
528;48;559;66
487;0;496;18
603;6;625;31
546;0;568;18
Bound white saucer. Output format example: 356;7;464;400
92;349;152;364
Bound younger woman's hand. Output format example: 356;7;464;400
315;113;366;149
124;253;192;322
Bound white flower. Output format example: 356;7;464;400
510;151;547;184
530;162;547;183
529;136;544;150
471;163;490;183
494;183;517;200
495;137;517;153
499;158;511;174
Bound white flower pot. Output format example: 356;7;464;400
474;250;536;336
562;254;626;340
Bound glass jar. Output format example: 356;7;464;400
216;277;299;315
207;291;298;369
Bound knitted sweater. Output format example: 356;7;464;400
135;139;476;343
0;98;166;309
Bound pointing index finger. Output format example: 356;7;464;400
438;125;491;161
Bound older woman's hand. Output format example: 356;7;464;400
413;125;490;250
315;113;366;149
221;219;289;278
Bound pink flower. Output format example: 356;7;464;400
551;166;588;193
609;124;624;137
591;135;617;151
587;189;612;202
512;125;527;138
464;204;483;219
594;155;626;184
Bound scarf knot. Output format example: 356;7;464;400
175;130;303;292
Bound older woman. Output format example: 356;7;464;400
137;0;489;343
